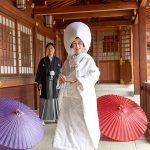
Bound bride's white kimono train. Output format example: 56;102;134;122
53;53;100;150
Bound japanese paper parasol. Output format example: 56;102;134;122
0;98;44;149
0;144;24;150
97;95;148;142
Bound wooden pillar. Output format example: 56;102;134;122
15;20;19;76
132;24;140;94
33;26;38;75
55;31;59;57
139;7;147;107
33;26;39;110
139;7;147;83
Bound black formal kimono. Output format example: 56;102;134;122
35;56;62;122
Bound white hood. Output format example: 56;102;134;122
64;22;91;56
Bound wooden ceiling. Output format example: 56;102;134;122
33;0;147;29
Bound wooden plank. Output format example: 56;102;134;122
54;10;133;19
34;1;138;15
0;77;35;88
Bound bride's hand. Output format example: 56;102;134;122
71;79;79;86
60;74;66;83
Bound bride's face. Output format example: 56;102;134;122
71;37;84;55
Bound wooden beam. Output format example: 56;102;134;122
134;13;138;24
48;0;75;7
88;20;132;27
91;26;118;32
0;78;35;88
47;0;67;1
55;20;132;29
54;10;133;19
140;0;147;7
34;0;46;6
34;1;138;15
0;0;35;26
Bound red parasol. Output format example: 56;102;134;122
97;94;148;141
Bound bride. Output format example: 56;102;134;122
53;22;101;150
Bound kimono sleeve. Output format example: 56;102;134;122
77;58;100;89
35;59;44;85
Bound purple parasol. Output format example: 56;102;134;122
0;144;24;150
0;98;44;149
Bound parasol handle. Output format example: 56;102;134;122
15;109;23;117
118;105;127;113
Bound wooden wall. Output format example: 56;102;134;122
97;60;120;83
0;0;56;110
91;26;133;84
141;82;150;133
147;63;150;80
0;84;35;109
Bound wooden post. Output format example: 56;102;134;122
139;7;147;83
132;24;140;94
139;7;147;107
55;31;59;57
33;26;39;110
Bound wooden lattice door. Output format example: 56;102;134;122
119;26;132;84
91;28;120;83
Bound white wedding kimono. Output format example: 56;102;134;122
53;52;100;150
